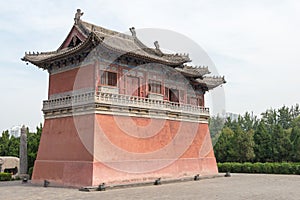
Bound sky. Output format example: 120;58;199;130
0;0;300;132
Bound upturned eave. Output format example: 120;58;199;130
21;32;100;69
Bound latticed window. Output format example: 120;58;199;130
100;71;117;86
148;80;161;94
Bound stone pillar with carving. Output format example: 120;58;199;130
19;125;28;175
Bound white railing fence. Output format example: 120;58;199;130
43;92;209;115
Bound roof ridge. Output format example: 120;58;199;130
80;21;190;61
80;20;133;41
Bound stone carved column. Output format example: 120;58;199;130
19;125;28;175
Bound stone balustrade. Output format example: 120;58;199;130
43;92;95;111
43;91;210;116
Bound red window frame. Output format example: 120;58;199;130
100;71;117;86
148;80;162;94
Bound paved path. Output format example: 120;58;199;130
0;174;299;200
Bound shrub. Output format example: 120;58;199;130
241;162;252;173
218;162;233;172
231;162;242;173
262;163;273;174
252;162;263;173
272;163;281;174
280;162;292;174
296;165;300;175
0;173;12;181
218;162;300;174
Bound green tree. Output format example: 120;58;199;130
290;104;300;120
271;124;292;162
0;123;42;176
216;104;300;163
209;115;225;146
214;127;235;162
7;135;20;157
27;124;42;173
232;126;255;162
261;108;277;131
239;112;258;132
277;106;293;129
0;130;10;156
290;116;300;161
253;121;272;162
223;117;235;130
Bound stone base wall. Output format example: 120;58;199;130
32;114;218;187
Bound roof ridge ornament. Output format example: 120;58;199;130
129;27;136;37
91;25;95;32
74;9;84;25
154;41;160;50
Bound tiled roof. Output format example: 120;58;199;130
21;10;226;90
22;19;191;67
175;65;210;78
196;76;226;90
79;21;190;64
21;32;97;69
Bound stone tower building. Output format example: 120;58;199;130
22;9;225;187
